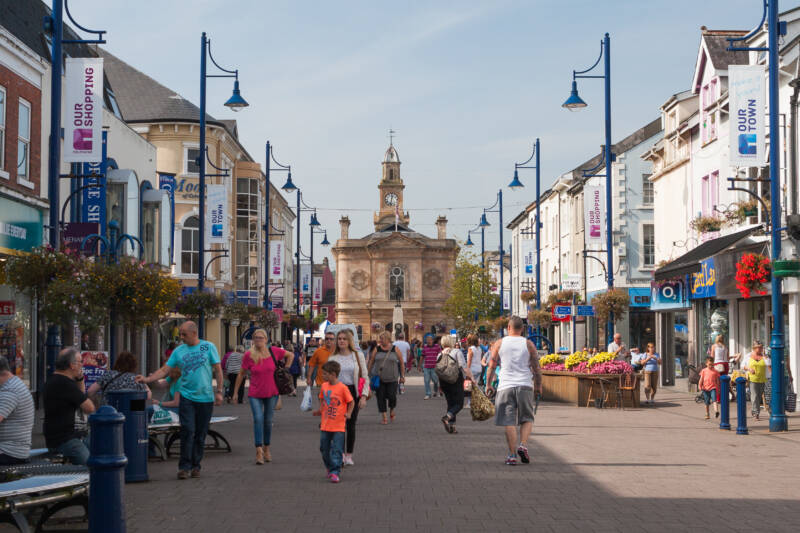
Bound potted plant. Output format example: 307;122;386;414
591;289;630;325
689;215;724;233
735;253;770;298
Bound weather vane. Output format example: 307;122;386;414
388;128;397;145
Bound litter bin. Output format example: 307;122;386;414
106;389;149;482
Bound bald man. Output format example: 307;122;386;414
138;321;223;479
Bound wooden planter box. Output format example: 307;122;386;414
541;371;641;408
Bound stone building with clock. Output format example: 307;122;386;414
332;143;459;340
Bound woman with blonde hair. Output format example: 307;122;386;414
438;335;467;433
367;331;405;424
328;329;370;466
233;328;293;464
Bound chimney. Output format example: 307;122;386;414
435;216;448;240
323;257;329;269
339;216;351;240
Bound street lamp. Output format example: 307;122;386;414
727;0;786;432
308;212;329;320
197;31;248;338
264;142;291;312
513;139;541;315
563;32;614;345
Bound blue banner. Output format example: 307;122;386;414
80;131;108;238
690;258;717;299
159;173;176;265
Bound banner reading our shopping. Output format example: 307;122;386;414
63;57;103;162
584;181;605;247
269;241;283;280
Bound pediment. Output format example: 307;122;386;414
365;231;428;250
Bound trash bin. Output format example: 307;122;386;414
106;389;149;482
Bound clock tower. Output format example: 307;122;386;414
374;142;410;230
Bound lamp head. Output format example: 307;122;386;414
465;234;474;247
281;171;297;192
321;232;330;246
479;213;490;228
310;213;321;227
562;80;587;111
224;79;249;112
508;168;524;190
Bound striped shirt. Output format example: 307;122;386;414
225;351;244;374
0;376;34;459
422;344;441;369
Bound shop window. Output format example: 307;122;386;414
0;86;6;173
17;98;31;181
181;216;199;274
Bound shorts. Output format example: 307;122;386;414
701;389;717;405
494;386;535;426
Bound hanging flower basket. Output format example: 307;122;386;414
413;321;424;331
434;321;447;333
527;309;552;328
520;291;536;303
255;309;279;330
591;289;630;325
735;253;770;298
371;321;383;332
689;215;724;233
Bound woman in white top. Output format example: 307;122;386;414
711;335;729;376
438;336;467;434
328;329;369;466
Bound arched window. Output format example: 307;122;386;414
181;216;199;274
389;266;404;301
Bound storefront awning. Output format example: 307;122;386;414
654;226;759;281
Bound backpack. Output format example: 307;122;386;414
435;349;460;384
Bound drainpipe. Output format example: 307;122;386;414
790;78;800;215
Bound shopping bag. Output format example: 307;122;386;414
300;386;313;412
470;385;495;421
151;405;178;425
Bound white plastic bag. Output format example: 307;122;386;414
300;386;313;412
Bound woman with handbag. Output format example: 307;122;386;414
464;334;483;405
328;329;370;466
437;336;467;434
367;332;405;425
232;328;294;465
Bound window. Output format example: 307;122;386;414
321;307;328;317
642;174;654;205
236;178;260;292
389;266;404;301
184;147;201;175
0;86;5;173
181;216;200;274
142;203;160;264
17;99;31;181
643;224;655;267
106;182;126;233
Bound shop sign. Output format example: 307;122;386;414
650;277;690;310
81;351;109;387
62;222;99;256
173;178;202;202
628;287;651;308
0;197;44;254
63;57;103;162
729;65;765;167
562;274;581;291
0;301;14;321
690;258;717;299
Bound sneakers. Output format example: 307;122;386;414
190;468;201;478
343;454;354;466
505;455;517;466
424;395;431;400
517;445;530;464
177;470;189;480
329;473;340;483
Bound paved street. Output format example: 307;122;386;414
123;376;800;533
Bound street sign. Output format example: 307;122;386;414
554;305;572;316
576;305;595;316
562;274;581;291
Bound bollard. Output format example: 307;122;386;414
735;377;748;435
87;405;128;533
719;375;731;430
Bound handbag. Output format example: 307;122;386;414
470;384;495;421
269;347;295;396
370;349;395;390
435;350;460;384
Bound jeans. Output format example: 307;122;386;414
751;381;766;415
345;385;360;454
249;395;279;447
54;437;90;466
226;373;245;403
441;373;465;423
376;381;398;413
178;397;214;472
320;431;345;475
423;368;439;396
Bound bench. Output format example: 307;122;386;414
0;469;88;532
148;416;237;461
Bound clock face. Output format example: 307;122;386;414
384;193;398;206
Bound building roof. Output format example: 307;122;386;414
384;144;400;163
702;29;749;71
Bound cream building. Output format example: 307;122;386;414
332;144;458;340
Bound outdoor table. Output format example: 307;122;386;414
148;416;238;460
0;472;89;532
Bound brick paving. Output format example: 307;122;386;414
121;375;800;532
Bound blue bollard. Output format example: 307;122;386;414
719;375;731;430
88;405;128;533
735;377;748;435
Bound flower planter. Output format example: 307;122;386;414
541;371;641;408
773;259;800;278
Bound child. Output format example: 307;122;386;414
312;360;354;483
698;356;720;420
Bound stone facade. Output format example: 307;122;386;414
333;144;458;341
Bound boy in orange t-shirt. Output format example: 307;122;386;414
698;357;721;420
312;360;354;483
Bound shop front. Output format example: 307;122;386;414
628;287;655;350
650;276;691;385
690;257;728;366
0;195;45;390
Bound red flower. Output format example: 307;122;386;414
735;253;770;299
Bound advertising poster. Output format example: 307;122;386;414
81;351;109;387
63;57;103;162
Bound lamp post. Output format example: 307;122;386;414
308;213;329;320
263;142;290;311
197;31;248;339
513;139;541;315
563;32;614;345
727;0;787;432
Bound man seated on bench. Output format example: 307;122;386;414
0;357;34;465
43;348;96;465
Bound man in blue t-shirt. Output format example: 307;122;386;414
138;321;222;479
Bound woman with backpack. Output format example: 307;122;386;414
436;336;467;434
367;332;405;425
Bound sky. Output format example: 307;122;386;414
73;0;799;268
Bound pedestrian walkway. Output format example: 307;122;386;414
124;376;800;532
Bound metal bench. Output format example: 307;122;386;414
148;416;237;460
0;469;89;532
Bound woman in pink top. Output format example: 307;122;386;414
233;328;293;465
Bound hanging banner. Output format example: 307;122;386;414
159;173;176;264
313;276;322;303
729;65;765;167
584;182;605;246
63;57;103;162
205;184;227;244
502;290;510;311
269;241;283;280
301;264;311;295
521;240;535;277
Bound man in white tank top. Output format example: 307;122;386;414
486;316;542;466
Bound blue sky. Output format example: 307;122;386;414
75;0;795;266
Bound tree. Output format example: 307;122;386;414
442;250;499;334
